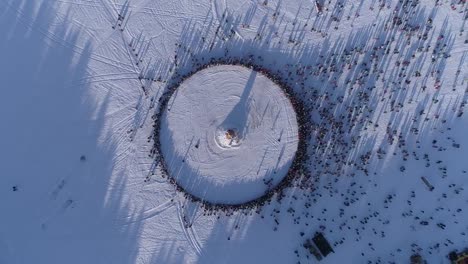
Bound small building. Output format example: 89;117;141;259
303;239;322;261
312;232;334;257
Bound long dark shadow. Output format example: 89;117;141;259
220;69;257;140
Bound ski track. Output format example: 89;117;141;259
5;1;136;72
176;201;202;256
121;198;176;225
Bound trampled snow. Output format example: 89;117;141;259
0;0;467;263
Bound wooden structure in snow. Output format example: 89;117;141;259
421;176;434;191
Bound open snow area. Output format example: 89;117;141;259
0;0;467;263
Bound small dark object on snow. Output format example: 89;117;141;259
410;254;425;264
12;186;18;192
421;177;434;191
312;232;334;257
448;249;468;263
449;251;458;261
80;155;86;162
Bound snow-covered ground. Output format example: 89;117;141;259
160;65;298;204
0;0;467;263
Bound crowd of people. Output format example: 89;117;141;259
151;58;311;212
144;0;466;261
148;0;465;212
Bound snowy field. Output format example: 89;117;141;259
0;0;467;263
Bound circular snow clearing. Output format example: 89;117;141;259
160;65;299;204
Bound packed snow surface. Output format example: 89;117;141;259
160;65;298;204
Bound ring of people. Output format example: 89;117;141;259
159;65;299;205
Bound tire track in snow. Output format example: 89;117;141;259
121;197;176;225
5;1;136;72
176;201;202;255
99;0;164;144
211;0;244;41
211;0;224;23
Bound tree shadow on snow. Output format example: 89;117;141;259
0;1;145;263
142;0;468;262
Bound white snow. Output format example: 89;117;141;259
160;65;298;204
0;0;467;263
